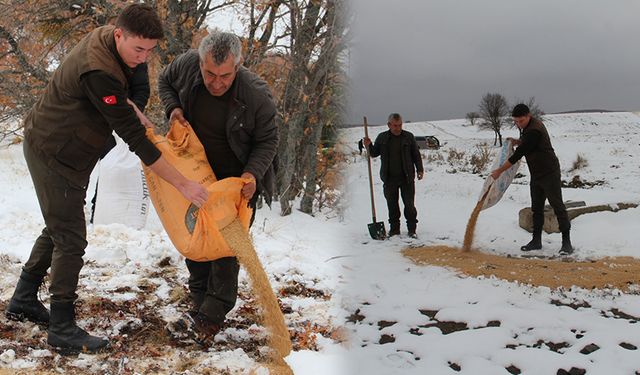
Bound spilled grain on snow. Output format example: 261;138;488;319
222;219;293;374
403;245;640;291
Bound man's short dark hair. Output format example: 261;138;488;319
388;113;402;123
512;104;530;117
115;4;164;40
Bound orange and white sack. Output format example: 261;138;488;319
143;121;253;261
479;138;520;210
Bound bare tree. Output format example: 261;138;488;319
1;0;347;216
0;1;125;136
478;92;508;146
155;0;235;65
0;0;234;137
299;63;346;214
465;111;479;126
240;0;288;69
273;0;348;216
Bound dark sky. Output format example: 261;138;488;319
347;0;640;124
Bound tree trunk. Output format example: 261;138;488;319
276;0;323;216
299;115;324;214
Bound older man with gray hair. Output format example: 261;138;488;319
158;31;278;345
363;113;424;238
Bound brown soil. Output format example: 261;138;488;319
222;219;293;374
403;246;640;291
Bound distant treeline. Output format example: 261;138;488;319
553;109;620;114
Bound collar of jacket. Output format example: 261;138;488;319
383;129;409;142
521;117;540;134
104;26;133;79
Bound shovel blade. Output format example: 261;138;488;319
368;221;386;240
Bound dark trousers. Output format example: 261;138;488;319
383;181;418;231
22;141;88;303
185;192;258;323
530;173;571;234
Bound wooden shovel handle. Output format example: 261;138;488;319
363;116;378;221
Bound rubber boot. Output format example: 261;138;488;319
407;225;417;239
188;292;205;316
6;270;50;325
190;312;222;347
47;302;109;354
388;223;400;237
521;231;542;251
559;230;574;255
166;311;222;348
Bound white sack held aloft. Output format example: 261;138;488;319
479;138;520;210
93;135;150;229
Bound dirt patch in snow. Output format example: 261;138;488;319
403;246;640;291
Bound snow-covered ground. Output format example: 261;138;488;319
1;111;640;374
339;112;640;374
0;139;351;373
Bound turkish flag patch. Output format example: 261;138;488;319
102;95;117;105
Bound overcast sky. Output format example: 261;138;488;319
347;0;640;124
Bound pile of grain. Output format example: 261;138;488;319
403;245;640;291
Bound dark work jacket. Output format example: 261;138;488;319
368;130;424;184
129;63;150;112
100;63;151;159
508;117;560;180
23;26;159;189
101;62;151;158
158;50;278;204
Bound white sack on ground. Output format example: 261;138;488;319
93;135;150;229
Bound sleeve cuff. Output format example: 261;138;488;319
165;104;179;120
243;167;261;180
135;138;162;166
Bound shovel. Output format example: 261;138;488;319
363;116;386;240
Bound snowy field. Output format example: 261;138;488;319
339;112;640;374
1;111;640;374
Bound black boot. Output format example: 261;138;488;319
388;223;400;237
188;292;205;316
407;225;417;239
48;302;109;354
521;231;542;251
6;270;49;325
559;230;574;255
166;311;222;348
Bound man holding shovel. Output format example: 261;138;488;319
491;104;573;254
364;113;424;238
